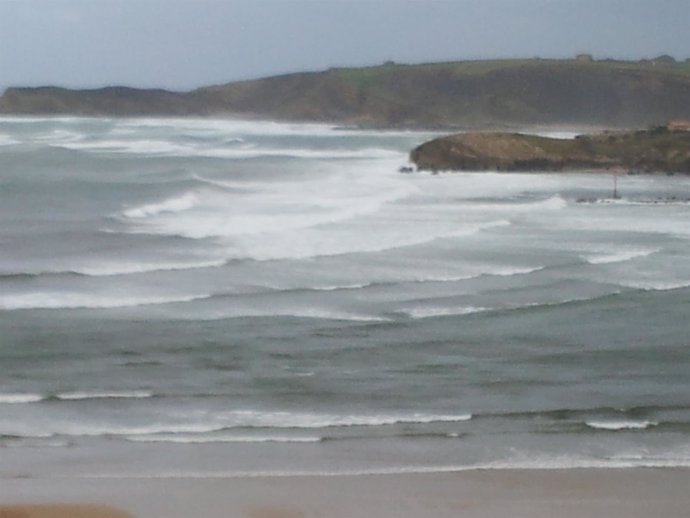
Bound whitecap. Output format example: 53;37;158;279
582;248;660;265
122;191;199;219
0;422;228;439
281;309;389;322
196;308;390;323
0;134;18;146
56;390;153;401
216;219;512;262
621;280;690;291
585;420;658;431
309;283;373;292
124;434;322;444
215;410;473;429
0;394;44;404
72;258;227;276
405;306;490;319
0;292;211;311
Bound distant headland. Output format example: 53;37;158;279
2;57;690;129
410;124;690;174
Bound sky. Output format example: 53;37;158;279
0;0;688;91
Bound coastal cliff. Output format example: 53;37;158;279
410;127;690;173
3;59;690;128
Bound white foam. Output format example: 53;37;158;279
0;292;211;311
120;167;424;248
124;434;322;444
59;138;195;156
309;283;373;291
0;134;18;146
214;410;473;429
74;456;690;480
191;307;389;323
406;306;490;319
57;132;400;159
0;394;43;404
194;146;401;160
1;411;472;441
620;280;690;291
56;390;153;401
112;117;342;137
122;191;199;219
9;422;229;438
410;265;542;284
72;258;227;276
285;310;388;322
582;248;660;265
585;420;658;431
220;219;511;262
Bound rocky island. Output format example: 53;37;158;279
410;125;690;174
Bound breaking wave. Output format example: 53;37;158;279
585;420;659;431
581;248;660;265
0;292;212;311
122;191;199;219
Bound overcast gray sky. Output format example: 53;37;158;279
0;0;688;91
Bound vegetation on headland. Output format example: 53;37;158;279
2;57;690;128
410;126;690;174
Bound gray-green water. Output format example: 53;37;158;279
1;117;689;478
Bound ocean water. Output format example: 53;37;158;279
1;116;689;479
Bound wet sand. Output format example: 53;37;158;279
0;505;132;518
2;468;689;518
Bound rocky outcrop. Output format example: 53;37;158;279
410;128;690;173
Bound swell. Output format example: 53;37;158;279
0;391;155;404
472;404;690;424
0;259;229;280
0;271;86;281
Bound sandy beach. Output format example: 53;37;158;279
0;505;132;518
2;468;689;518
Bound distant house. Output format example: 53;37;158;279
668;119;690;131
576;53;593;63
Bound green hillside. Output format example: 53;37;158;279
3;58;690;128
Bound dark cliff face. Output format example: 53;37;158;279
0;86;200;116
3;60;690;128
410;129;690;174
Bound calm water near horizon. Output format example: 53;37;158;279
1;117;689;479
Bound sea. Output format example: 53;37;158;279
0;116;689;480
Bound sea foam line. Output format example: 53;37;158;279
124;434;323;444
0;391;154;404
581;248;660;265
56;390;154;401
72;258;228;277
75;456;690;480
405;306;490;319
214;410;473;429
0;394;44;404
122;191;199;219
0;412;474;439
585;420;659;431
0;292;212;311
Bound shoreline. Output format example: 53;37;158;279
3;467;689;518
